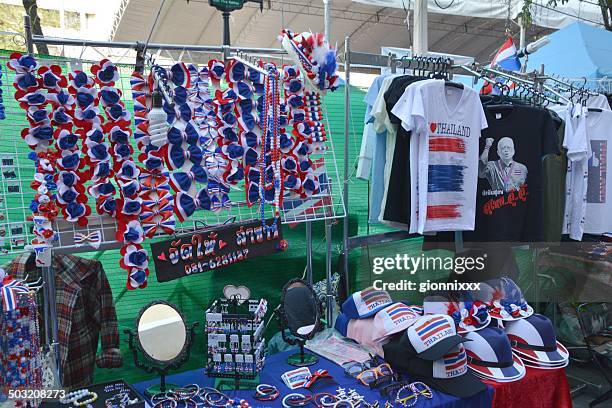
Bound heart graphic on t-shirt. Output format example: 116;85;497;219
430;122;437;133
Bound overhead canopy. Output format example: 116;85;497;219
111;0;557;63
352;0;605;30
526;22;612;79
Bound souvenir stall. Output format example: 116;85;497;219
0;5;609;407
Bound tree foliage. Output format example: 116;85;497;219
520;0;612;31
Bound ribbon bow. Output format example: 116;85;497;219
166;144;203;170
168;123;199;146
174;190;211;222
0;275;30;312
169;165;208;192
74;230;102;249
304;369;332;390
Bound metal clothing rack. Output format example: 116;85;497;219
22;17;345;386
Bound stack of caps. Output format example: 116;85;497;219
463;327;526;382
382;314;487;398
505;314;569;369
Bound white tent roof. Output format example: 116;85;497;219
109;0;602;63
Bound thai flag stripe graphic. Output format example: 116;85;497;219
387;304;415;321
415;316;451;341
429;137;466;153
444;349;467;371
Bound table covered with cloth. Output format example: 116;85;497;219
133;350;570;407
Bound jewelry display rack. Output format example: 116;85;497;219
7;15;346;386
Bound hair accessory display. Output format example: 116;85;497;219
50;65;92;226
73;230;102;249
8;53;60;246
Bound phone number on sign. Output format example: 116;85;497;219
8;389;66;400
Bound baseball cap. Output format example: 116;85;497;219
341;287;392;319
383;314;467;362
371;303;422;343
403;344;487;398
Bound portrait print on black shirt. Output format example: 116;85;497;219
464;105;558;242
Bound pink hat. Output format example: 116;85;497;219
372;303;423;343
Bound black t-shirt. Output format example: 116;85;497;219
463;105;559;242
381;76;425;226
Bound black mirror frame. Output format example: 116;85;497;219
277;278;324;344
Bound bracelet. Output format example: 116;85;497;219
313;393;339;407
332;401;355;408
204;391;231;407
153;400;177;408
172;386;198;400
151;393;169;405
282;393;312;407
254;384;279;401
74;391;98;407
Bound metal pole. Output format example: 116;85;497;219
222;11;231;46
30;35;287;55
306;222;313;284
325;221;333;328
342;37;350;297
43;265;61;384
323;0;332;41
413;0;428;55
24;15;34;54
142;0;166;55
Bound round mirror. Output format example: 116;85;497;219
137;302;187;363
279;279;323;366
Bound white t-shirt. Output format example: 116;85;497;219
584;109;612;234
561;103;589;240
391;80;488;233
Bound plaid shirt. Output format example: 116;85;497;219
5;253;122;389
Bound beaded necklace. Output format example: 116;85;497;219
258;66;282;228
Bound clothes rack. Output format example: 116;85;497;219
341;36;460;291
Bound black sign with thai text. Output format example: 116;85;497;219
151;218;285;282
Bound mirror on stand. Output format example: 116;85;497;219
277;279;324;366
124;301;199;396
